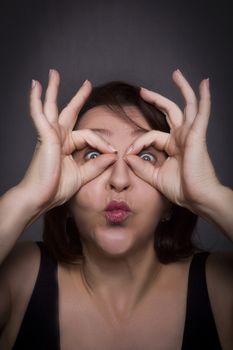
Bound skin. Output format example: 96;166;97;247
67;105;170;317
0;69;233;349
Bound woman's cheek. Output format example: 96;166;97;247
74;180;102;212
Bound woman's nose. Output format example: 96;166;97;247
107;157;131;192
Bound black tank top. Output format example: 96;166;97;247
12;241;223;350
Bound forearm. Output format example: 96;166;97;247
0;185;42;264
195;184;233;242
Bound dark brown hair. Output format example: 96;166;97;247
43;80;202;264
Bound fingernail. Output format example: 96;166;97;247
31;79;36;88
82;79;89;86
126;145;134;154
49;69;54;77
108;145;117;152
176;68;182;75
205;78;209;88
140;87;149;91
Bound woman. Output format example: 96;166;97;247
0;69;232;350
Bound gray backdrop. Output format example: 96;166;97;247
0;0;232;251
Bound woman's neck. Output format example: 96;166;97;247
79;240;163;322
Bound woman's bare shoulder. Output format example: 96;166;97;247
206;250;233;349
0;240;41;299
206;250;233;292
0;240;41;334
0;241;40;303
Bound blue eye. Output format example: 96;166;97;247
139;152;156;162
84;149;101;160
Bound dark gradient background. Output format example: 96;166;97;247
0;0;232;251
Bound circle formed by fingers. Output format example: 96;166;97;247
126;130;170;155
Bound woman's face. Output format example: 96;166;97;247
68;105;169;257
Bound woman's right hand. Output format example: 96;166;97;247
18;69;117;213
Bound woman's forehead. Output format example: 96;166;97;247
76;105;152;131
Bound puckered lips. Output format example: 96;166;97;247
104;200;131;223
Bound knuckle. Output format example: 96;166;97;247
68;104;78;114
186;99;197;106
44;96;56;104
29;93;36;105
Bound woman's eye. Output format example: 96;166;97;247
139;152;157;162
84;149;101;160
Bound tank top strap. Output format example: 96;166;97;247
181;251;222;350
12;241;60;350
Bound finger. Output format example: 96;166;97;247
192;79;211;138
78;154;117;187
43;69;60;124
59;80;92;130
140;87;183;129
125;130;170;155
68;129;118;155
123;155;157;188
29;79;51;136
172;69;198;125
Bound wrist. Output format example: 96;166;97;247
6;184;45;225
191;183;233;237
0;185;45;263
193;183;227;213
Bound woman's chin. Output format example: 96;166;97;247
95;226;134;257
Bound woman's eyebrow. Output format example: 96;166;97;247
89;128;149;136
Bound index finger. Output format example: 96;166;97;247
125;130;170;155
172;69;198;124
139;86;183;129
43;69;60;124
68;129;118;156
59;80;92;130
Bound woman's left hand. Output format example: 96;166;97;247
124;69;220;214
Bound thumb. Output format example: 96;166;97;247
79;154;117;186
124;155;159;188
